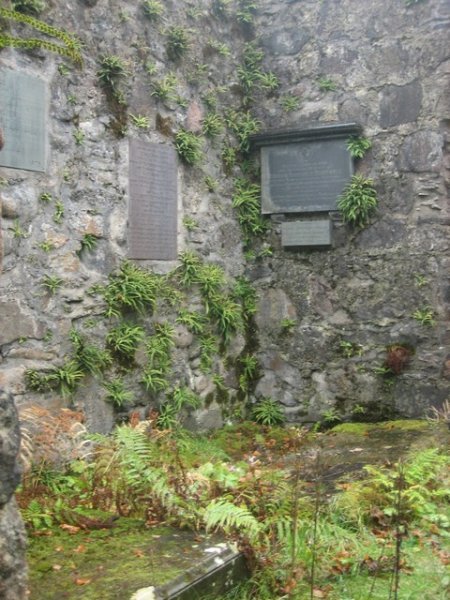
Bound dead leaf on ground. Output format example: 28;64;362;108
60;524;81;534
52;565;62;571
74;578;91;586
74;545;86;554
133;549;145;558
31;530;53;537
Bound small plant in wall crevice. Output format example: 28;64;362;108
12;0;46;16
97;54;128;97
174;128;203;165
41;274;63;295
165;26;191;61
412;306;435;326
347;136;372;159
252;397;284;426
78;233;98;254
103;378;133;409
337;175;378;228
142;0;164;21
97;54;129;136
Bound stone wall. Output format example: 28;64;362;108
0;0;448;429
252;0;449;421
0;390;27;599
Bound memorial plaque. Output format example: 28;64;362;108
251;123;361;215
281;219;331;247
0;69;47;172
128;140;178;260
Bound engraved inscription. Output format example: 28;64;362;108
261;139;353;214
0;69;47;172
129;140;178;260
282;219;331;247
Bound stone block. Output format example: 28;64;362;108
186;101;203;133
0;390;21;506
255;288;297;331
379;81;422;128
400;130;444;172
262;26;311;56
0;499;27;600
0;300;39;346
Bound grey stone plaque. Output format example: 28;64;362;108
281;219;331;247
0;69;47;172
128;140;178;260
251;123;361;215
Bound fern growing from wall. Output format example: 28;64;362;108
0;7;82;65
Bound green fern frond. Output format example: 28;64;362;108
0;8;82;65
203;497;262;541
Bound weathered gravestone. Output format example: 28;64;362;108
128;140;178;260
0;68;47;172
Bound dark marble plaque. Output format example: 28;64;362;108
0;69;47;172
282;219;331;247
128;140;178;260
251;123;361;215
261;139;353;214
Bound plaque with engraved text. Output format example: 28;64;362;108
128;140;178;260
0;69;47;172
282;219;331;247
251;123;361;215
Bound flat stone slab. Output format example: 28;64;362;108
134;543;248;600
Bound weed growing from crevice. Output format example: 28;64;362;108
142;0;164;21
12;0;46;16
338;175;378;228
251;397;284;425
165;26;191;61
174;128;203;165
103;378;133;409
97;55;129;136
232;178;267;241
41;274;63;295
347;136;372;159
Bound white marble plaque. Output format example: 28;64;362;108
0;69;47;172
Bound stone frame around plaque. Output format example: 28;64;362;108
250;122;362;215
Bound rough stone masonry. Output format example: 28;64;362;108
0;0;448;431
0;390;27;599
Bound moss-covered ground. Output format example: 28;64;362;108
23;420;449;599
28;518;221;600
